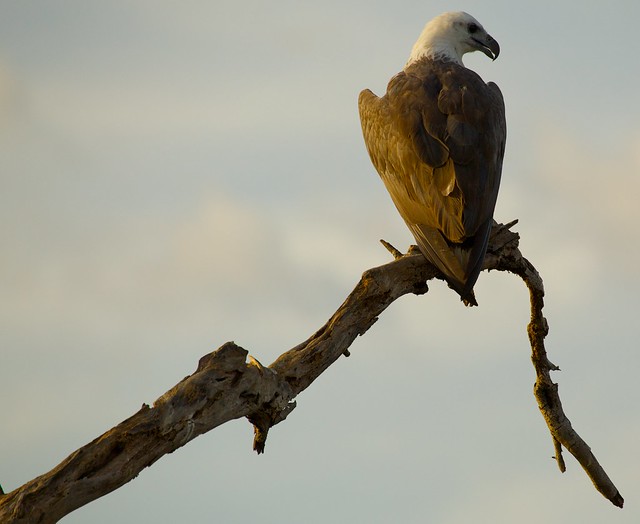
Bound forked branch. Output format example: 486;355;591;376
0;221;622;523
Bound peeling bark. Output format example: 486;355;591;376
0;221;623;522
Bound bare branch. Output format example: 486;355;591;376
485;222;624;508
379;238;404;259
0;221;623;522
0;344;294;523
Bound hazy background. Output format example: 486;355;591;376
1;1;639;522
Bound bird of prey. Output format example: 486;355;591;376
358;11;506;306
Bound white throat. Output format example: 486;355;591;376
405;35;464;68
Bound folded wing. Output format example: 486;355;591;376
359;58;506;304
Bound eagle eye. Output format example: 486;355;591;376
468;23;479;34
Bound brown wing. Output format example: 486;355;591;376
358;58;506;304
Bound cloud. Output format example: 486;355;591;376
496;117;640;311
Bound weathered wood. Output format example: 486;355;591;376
0;221;623;522
483;227;624;507
0;344;293;523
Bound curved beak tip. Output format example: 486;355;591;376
472;35;500;61
487;36;500;61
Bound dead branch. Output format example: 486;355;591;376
0;221;623;523
484;222;624;508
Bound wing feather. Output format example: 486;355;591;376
358;58;506;304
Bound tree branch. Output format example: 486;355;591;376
0;221;623;522
484;223;624;508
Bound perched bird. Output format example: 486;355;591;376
359;12;506;305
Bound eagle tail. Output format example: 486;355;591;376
408;220;492;306
458;218;493;302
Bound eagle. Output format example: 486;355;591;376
358;12;506;306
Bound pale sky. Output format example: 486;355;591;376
1;1;639;523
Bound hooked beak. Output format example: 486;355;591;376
472;33;500;61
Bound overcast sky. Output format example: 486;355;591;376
1;1;639;523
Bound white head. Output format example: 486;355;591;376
405;12;500;68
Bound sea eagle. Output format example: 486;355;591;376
358;12;506;305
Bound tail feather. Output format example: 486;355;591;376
407;219;492;306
